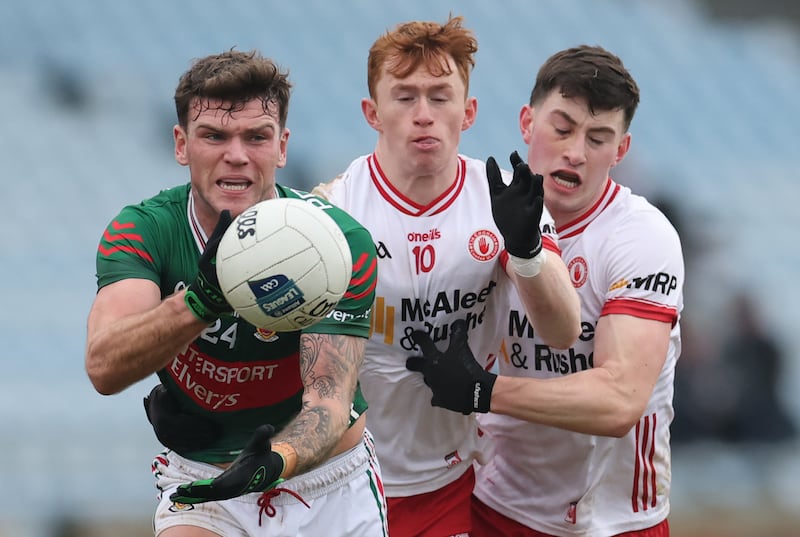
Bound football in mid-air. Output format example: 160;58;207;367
216;197;352;331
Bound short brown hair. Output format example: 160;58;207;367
530;45;640;131
174;49;292;130
366;15;478;99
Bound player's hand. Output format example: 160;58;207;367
144;384;222;454
170;425;285;504
486;151;544;259
184;210;233;323
406;319;496;414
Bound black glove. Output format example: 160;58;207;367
486;151;544;259
170;424;285;504
184;210;233;323
144;384;222;454
406;319;496;414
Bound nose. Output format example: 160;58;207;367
224;137;249;165
563;136;586;167
413;100;434;126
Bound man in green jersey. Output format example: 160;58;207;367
85;50;386;537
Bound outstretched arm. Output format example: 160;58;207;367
487;152;580;349
407;315;670;437
491;314;671;436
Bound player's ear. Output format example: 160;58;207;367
362;98;381;131
174;124;189;166
461;96;477;131
277;127;290;169
519;105;534;145
611;132;632;168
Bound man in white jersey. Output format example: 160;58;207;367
313;16;580;537
406;45;683;537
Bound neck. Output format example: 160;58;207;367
373;150;459;206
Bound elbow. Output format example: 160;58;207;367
86;368;119;396
85;349;121;396
603;404;648;438
540;320;581;350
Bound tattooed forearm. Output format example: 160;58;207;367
275;333;366;474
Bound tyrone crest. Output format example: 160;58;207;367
568;256;588;288
468;230;500;262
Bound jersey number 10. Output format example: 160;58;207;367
412;244;435;274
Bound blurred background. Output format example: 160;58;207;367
1;0;799;535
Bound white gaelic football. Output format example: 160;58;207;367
216;197;352;331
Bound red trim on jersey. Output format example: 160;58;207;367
557;179;620;239
100;222;153;262
367;153;466;216
111;220;136;231
104;222;145;242
98;243;154;262
632;413;659;513
602;297;678;326
187;192;208;252
346;272;378;301
345;254;378;300
498;236;561;273
542;235;560;254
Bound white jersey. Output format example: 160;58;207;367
315;153;557;498
476;180;683;537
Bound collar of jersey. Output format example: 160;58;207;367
557;178;621;239
367;153;465;217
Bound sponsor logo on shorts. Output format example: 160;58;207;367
169;502;195;512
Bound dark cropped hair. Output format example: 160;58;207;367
174;49;292;129
530;45;640;131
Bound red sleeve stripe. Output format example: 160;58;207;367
349;254;378;288
344;253;378;300
498;240;560;273
632;413;659;512
98;244;154;262
345;276;377;301
542;235;561;255
602;297;678;326
351;251;370;272
112;220;136;230
103;228;145;244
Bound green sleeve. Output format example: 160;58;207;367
304;210;377;338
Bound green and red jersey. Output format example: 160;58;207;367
96;183;378;463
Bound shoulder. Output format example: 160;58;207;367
107;184;189;231
609;189;681;249
277;184;372;240
311;155;371;203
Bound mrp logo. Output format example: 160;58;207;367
610;271;678;296
250;275;305;317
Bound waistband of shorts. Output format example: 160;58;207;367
167;432;372;505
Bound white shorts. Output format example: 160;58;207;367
152;430;387;537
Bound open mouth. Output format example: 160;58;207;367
218;179;250;191
552;171;580;189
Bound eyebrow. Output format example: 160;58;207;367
392;81;455;93
195;121;278;134
552;109;617;136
